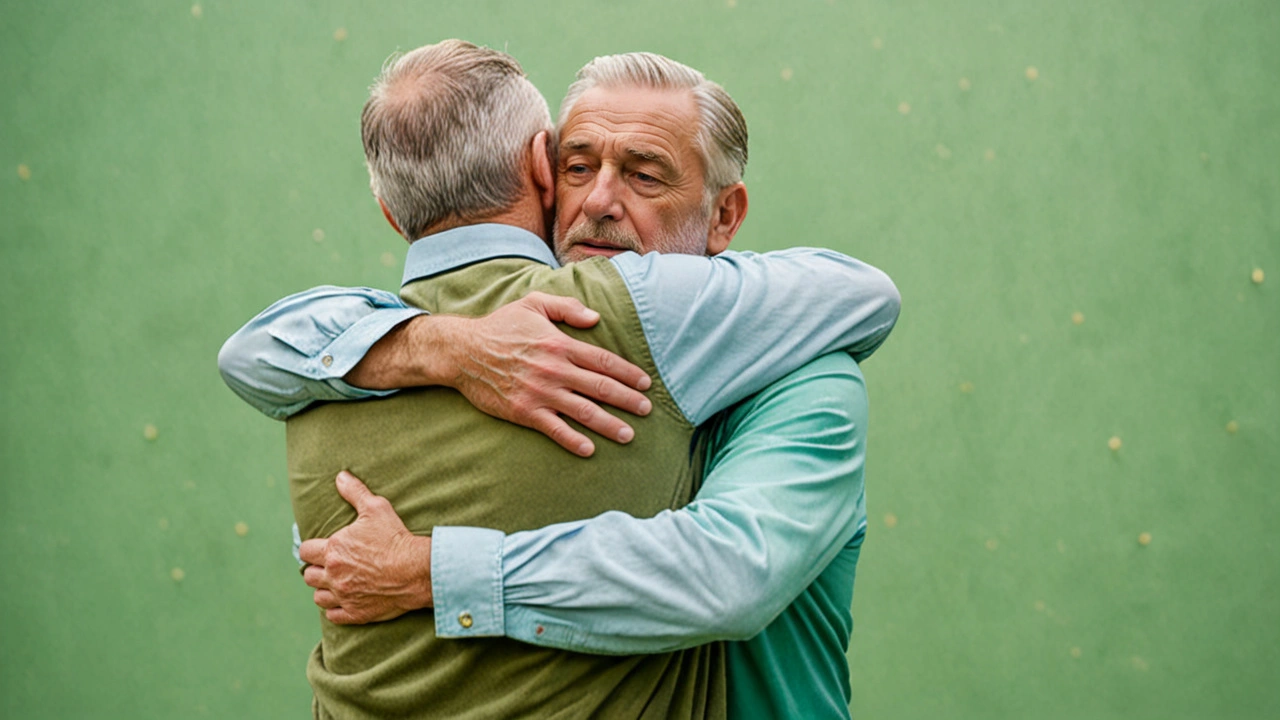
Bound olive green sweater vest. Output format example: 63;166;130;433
288;256;726;719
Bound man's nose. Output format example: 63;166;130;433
582;167;624;222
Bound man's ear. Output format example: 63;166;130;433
378;197;406;239
706;183;748;255
531;130;556;211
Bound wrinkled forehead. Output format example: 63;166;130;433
557;85;702;168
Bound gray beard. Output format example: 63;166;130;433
553;213;710;264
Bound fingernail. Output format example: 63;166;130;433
577;441;594;456
337;470;353;483
617;427;634;443
638;398;652;415
637;376;652;391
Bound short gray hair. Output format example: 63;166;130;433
362;40;553;240
558;52;748;209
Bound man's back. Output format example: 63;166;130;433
289;252;725;719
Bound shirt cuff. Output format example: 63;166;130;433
432;526;506;638
300;306;426;383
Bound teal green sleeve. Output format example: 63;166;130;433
432;352;868;652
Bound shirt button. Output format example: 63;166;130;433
458;612;473;629
321;355;334;367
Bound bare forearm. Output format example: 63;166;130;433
344;314;461;390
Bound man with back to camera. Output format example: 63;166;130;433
220;42;899;719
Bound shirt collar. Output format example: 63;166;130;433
402;223;560;287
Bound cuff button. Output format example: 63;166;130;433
321;355;334;367
458;612;473;629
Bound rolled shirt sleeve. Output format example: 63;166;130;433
217;286;425;419
432;353;869;653
218;247;899;424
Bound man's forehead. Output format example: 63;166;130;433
563;86;696;133
557;85;699;155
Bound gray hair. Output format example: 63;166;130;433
362;40;553;240
558;52;748;210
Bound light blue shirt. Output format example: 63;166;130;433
219;224;899;426
476;353;869;720
220;224;898;717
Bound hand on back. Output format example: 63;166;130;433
447;292;653;457
347;291;653;457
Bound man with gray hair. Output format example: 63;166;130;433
362;41;553;246
221;41;897;719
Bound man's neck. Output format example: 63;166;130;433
420;200;549;245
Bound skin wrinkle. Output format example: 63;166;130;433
553;86;712;264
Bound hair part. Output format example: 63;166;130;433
558;52;748;212
362;40;553;240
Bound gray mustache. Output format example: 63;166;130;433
562;220;641;251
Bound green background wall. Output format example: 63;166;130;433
2;1;1276;717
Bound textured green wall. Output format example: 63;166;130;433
2;1;1276;718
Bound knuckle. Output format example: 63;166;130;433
546;422;574;444
541;363;569;385
529;414;556;436
570;398;599;424
509;397;534;418
592;377;615;401
538;336;567;355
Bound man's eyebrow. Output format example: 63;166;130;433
626;147;674;168
560;138;594;152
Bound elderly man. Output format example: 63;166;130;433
220;43;897;719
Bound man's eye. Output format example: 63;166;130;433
566;164;590;175
634;172;659;185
